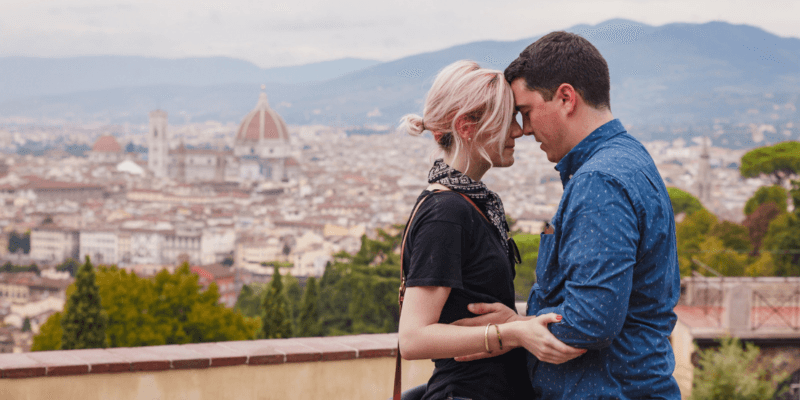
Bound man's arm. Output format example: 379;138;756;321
539;172;639;350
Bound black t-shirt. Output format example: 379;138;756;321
403;190;534;400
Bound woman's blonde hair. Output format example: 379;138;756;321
399;60;515;173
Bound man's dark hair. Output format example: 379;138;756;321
505;31;611;110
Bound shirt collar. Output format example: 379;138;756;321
555;119;626;186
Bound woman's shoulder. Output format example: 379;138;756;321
414;190;481;225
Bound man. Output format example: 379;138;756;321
464;31;682;399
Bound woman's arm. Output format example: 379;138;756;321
399;286;504;360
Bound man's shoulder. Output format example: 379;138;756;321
578;133;655;181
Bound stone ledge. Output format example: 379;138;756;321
0;333;399;379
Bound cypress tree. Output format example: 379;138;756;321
297;276;320;337
261;266;291;339
61;256;108;350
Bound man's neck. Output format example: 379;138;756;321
563;107;615;158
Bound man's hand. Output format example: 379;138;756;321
451;302;523;327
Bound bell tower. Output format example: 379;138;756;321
148;110;169;177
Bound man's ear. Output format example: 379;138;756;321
555;83;577;115
454;115;475;141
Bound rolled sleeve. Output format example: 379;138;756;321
538;172;639;349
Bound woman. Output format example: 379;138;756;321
397;60;582;400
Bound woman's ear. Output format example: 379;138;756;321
454;115;475;142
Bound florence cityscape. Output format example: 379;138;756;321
1;2;800;399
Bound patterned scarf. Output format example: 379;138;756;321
427;159;511;255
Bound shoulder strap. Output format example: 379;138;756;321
426;183;489;223
395;191;434;400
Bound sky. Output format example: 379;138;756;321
1;0;798;69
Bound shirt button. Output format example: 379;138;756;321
568;174;573;179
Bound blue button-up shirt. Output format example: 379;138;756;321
526;119;681;399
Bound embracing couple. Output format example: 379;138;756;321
396;32;682;400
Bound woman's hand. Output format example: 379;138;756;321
453;310;586;364
508;313;586;364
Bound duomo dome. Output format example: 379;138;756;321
235;90;290;145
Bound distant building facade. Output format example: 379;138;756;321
147;88;300;183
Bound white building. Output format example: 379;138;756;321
30;227;79;264
79;230;119;265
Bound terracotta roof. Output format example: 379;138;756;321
92;135;122;153
192;264;236;280
235;90;290;143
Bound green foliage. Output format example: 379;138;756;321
695;237;749;276
743;202;786;254
32;262;260;350
761;213;800;276
677;209;719;275
234;283;266;318
7;230;30;254
31;312;62;351
284;274;303;332
101;263;259;346
675;210;753;277
691;337;786;400
668;187;705;216
56;258;80;277
297;277;320;337
513;233;540;300
61;257;108;350
1;262;40;274
740;141;800;185
744;185;788;216
318;229;401;336
261;267;292;339
709;221;752;253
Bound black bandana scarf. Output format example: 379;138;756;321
427;159;513;257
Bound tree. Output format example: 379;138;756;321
318;228;402;336
513;233;540;300
261;266;292;339
691;337;787;400
31;312;62;351
284;274;303;332
61;257;108;350
744;185;788;216
297;277;320;337
676;209;719;275
761;213;800;276
37;263;259;349
7;230;30;254
742;202;785;254
709;221;752;253
21;317;31;332
668;187;705;217
739;141;800;186
56;258;80;277
234;284;265;318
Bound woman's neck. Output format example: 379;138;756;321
443;153;488;182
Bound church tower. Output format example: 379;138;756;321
696;137;712;205
148;110;169;177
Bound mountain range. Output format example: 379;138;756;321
1;19;799;147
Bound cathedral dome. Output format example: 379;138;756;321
92;135;122;153
235;89;289;144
